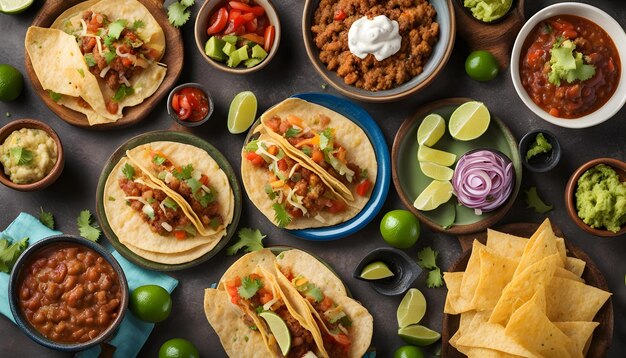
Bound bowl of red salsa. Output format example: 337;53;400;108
8;235;128;352
167;83;214;127
511;2;626;128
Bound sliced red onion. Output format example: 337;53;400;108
452;149;514;215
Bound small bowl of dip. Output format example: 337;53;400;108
565;158;626;237
8;235;128;352
0;119;64;191
167;83;214;127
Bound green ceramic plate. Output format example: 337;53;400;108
392;98;522;235
95;131;242;271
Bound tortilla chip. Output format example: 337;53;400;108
513;226;561;277
554;321;599;356
444;272;470;314
465;348;524;358
547;277;612;322
460;240;487;309
486;229;527;258
555;237;567;265
489;254;560;325
554;267;584;283
470;249;518;311
450;311;477;348
566;257;586;277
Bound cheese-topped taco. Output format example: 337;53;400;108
103;141;233;265
260;98;377;206
25;0;167;125
205;249;327;357
275;249;373;358
241;133;360;229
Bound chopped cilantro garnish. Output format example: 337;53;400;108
238;276;263;299
131;20;145;30
226;228;266;255
197;188;215;207
122;163;135;179
152;154;167;165
167;2;191;28
548;39;596;86
162;197;179;210
301;146;313;157
524;186;553;214
245;140;259;152
173;164;193;180
77;210;100;242
39;208;54;229
10;147;33;166
360;169;369;180
0;237;29;273
108;19;128;39
272;203;292;228
48;90;62;102
305;286;324;303
417;247;443;288
185;178;202;195
103;50;116;64
103;35;115;50
108;196;116;201
113;85;134;102
84;53;97;67
285;127;301;138
264;184;277;200
209;217;220;229
426;267;443;288
180;0;195;7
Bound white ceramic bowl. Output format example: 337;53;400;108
510;2;626;129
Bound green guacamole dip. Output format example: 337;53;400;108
526;132;552;161
464;0;513;23
0;128;57;184
575;164;626;233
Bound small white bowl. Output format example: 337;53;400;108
510;2;626;129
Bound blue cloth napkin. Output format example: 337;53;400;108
0;213;178;358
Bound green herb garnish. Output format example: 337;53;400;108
226;228;266;255
10;147;33;166
548;39;596;86
0;237;29;273
238;276;263;299
113;84;134;102
108;19;128;39
84;53;97;67
39;208;54;229
77;210;100;242
162;197;179;210
272;203;292;228
122;163;135;179
173;164;193;180
285;127;301;138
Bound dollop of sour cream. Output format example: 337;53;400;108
348;15;401;61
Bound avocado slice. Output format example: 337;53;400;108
205;36;228;62
222;35;239;45
244;58;263;68
222;42;236;56
251;44;268;60
226;51;241;68
236;46;249;61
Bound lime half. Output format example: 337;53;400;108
397;288;426;328
420;162;454;181
417;113;445;146
228;91;257;134
413;180;453;211
417;145;456;167
259;311;291;356
0;0;33;13
360;261;394;280
398;324;441;346
448;101;490;141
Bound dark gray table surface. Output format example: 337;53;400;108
1;0;625;357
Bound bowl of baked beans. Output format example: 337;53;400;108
511;2;626;128
8;235;128;352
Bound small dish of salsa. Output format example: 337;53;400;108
167;83;214;127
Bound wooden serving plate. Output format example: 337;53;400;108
441;222;614;358
452;0;525;68
24;0;183;130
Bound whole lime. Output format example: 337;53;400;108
380;210;420;249
0;64;23;101
129;285;172;323
465;50;499;82
394;345;425;358
159;338;199;358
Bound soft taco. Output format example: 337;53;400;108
205;249;327;357
275;249;373;358
260;98;377;206
25;0;167;125
103;141;234;264
241;133;360;229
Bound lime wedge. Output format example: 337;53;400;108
413;180;453;211
360;261;394;280
417;113;445;146
398;324;441;346
228;91;257;134
448;101;490;141
397;288;426;328
0;0;32;13
259;311;291;356
420;162;454;181
417;145;456;167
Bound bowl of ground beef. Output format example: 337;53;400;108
303;0;455;102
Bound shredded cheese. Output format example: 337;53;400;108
314;214;326;223
288;163;300;179
79;19;88;36
287;189;308;215
100;66;111;78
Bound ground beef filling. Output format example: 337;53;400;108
275;307;317;358
281;156;334;217
311;0;440;91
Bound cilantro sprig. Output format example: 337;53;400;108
10;147;33;166
0;237;29;273
272;203;292;228
226;228;266;256
122;163;135;180
77;210;100;242
168;0;193;28
417;247;443;288
39;208;55;230
524;186;553;214
238;276;262;299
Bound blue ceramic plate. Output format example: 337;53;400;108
245;93;390;241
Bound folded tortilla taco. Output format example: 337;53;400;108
205;249;327;357
275;249;373;358
25;0;167;125
103;141;234;264
260;98;377;206
241;133;361;229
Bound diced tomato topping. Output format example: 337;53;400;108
199;175;209;186
263;25;275;52
121;57;133;67
311;149;324;164
207;7;229;35
287;207;303;218
106;101;119;115
356;179;372;197
267;145;279;155
229;1;265;16
327;200;347;213
320;296;333;311
277;159;288;171
244;18;258;33
246;152;265;166
174;230;187;240
334;9;347;21
258;288;274;304
225;277;242;304
333;333;351;349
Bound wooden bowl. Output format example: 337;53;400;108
564;158;626;237
302;0;455;103
0;119;64;191
441;222;613;358
24;0;183;129
194;0;281;74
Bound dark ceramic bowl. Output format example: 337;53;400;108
0;119;64;191
8;235;128;352
518;129;561;172
166;83;214;127
564;158;626;237
353;247;422;296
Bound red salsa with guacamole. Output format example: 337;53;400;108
520;15;620;118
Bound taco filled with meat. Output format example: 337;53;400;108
103;141;233;264
241;133;361;229
204;249;327;357
25;0;167;125
260;98;377;206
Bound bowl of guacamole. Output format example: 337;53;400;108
565;158;626;237
0;119;64;191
